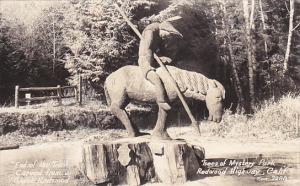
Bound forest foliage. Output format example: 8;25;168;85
0;0;300;113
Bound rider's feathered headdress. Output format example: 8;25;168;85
159;16;183;38
165;16;182;22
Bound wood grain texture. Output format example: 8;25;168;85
81;136;204;185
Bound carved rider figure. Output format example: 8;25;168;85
138;20;183;111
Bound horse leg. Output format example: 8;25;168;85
152;107;171;140
107;83;140;136
110;100;141;137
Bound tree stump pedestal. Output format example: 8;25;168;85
80;136;204;185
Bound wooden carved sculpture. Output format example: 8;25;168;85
104;65;225;140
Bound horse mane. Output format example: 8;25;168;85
159;66;210;96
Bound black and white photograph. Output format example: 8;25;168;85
0;0;299;185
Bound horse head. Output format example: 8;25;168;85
205;80;225;123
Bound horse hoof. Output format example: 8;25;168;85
151;132;172;140
128;132;150;138
128;131;139;137
136;132;151;137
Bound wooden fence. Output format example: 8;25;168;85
15;75;82;108
296;113;300;137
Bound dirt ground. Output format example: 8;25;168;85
1;126;299;186
1;125;299;147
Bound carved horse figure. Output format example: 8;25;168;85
104;65;225;139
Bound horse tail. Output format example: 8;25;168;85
104;80;111;106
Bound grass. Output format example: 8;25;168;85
202;94;300;141
0;97;152;114
0;95;299;146
0;98;105;113
0;97;155;138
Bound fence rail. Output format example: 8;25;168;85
19;96;61;102
18;87;67;91
15;75;82;108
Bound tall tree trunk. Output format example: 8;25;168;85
243;0;255;112
259;0;268;59
250;0;257;72
250;0;256;29
210;1;221;80
221;0;245;111
283;0;295;73
52;13;56;75
211;2;218;36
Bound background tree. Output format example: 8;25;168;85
243;0;256;112
0;3;69;104
220;0;245;111
283;0;295;73
0;0;299;113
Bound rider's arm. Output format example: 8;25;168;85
139;29;155;65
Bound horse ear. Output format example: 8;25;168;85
208;80;217;89
213;80;226;99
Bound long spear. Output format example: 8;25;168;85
114;4;200;135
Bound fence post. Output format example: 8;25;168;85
57;85;62;105
297;113;299;137
74;86;78;103
15;85;19;108
25;93;31;106
78;74;82;106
